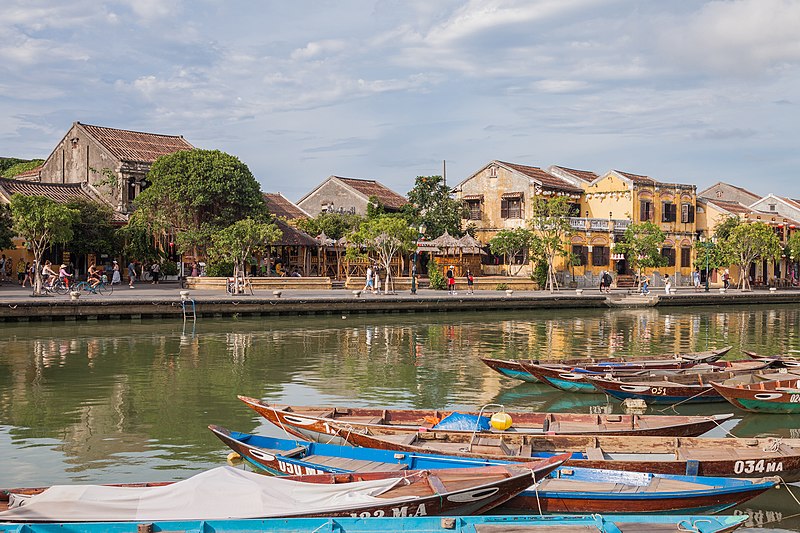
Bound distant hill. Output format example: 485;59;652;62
0;157;44;178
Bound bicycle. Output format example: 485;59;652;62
41;277;70;296
74;276;114;295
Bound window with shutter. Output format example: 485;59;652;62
640;200;652;221
681;247;691;268
661;247;676;267
572;245;588;266
592;246;609;266
681;203;695;223
662;202;676;222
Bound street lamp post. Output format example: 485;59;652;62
698;236;715;292
410;224;425;295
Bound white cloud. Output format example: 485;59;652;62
290;39;348;61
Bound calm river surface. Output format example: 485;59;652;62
1;304;800;531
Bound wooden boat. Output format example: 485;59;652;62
521;360;777;395
0;513;751;533
238;396;735;440
711;377;800;414
319;420;800;482
585;368;800;405
0;464;539;522
743;350;800;368
210;425;779;514
481;346;732;383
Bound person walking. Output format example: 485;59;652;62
641;277;650;295
466;269;474;294
663;274;672;294
150;262;160;284
127;260;137;288
602;271;613;294
446;266;456;294
22;262;33;288
17;258;26;285
362;265;374;293
599;270;607;293
692;267;701;292
111;261;122;285
0;254;6;283
723;269;730;289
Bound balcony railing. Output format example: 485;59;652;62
568;218;630;232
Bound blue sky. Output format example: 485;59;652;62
2;0;799;201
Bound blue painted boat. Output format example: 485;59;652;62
209;425;778;514
0;513;750;532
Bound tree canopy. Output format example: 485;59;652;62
10;195;78;294
295;211;362;241
65;199;120;257
1;158;44;178
614;221;668;288
209;218;282;293
0;204;14;250
724;222;782;290
528;196;574;292
347;215;416;293
134;149;267;258
405;175;464;239
488;228;533;276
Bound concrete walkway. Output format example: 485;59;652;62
0;279;797;321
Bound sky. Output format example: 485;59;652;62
2;0;800;202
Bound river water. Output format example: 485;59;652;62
1;304;799;531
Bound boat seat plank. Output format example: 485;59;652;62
337;416;385;424
475;526;600;532
538;479;619;492
585;447;605;461
300;455;407;471
281;446;307;458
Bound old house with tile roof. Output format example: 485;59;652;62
36;122;194;214
297;176;408;217
698;181;761;205
263;193;309;220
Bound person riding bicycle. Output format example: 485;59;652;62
41;261;58;288
87;264;101;288
58;263;72;289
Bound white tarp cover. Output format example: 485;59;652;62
0;466;408;522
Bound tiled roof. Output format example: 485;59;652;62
499;162;583;193
705;199;751;215
12;165;42;180
0;178;127;223
263;193;308;219
274;218;318;246
550;165;599;182
335;177;408;209
79;122;194;163
782;197;800;211
614;170;659;186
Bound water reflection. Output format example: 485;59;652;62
0;305;800;529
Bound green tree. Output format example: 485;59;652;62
134;149;267;259
10;195;78;295
405;175;464;239
527;196;574;292
0;204;14;250
787;231;800;266
615;221;668;289
1;159;44;178
725;222;782;290
488;228;533;276
347;215;415;293
65;199;120;257
209;218;282;294
295;212;362;241
117;210;164;263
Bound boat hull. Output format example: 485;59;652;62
0;514;750;533
209;426;778;515
711;378;800;414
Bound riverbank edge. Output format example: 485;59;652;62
0;289;798;321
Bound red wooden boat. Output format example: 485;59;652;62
585;367;800;405
321;420;800;482
711;377;800;414
238;397;735;440
0;463;543;521
520;360;775;395
209;425;779;515
482;346;732;383
742;350;800;368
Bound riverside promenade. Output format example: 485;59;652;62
0;281;799;322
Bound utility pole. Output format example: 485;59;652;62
443;160;446;188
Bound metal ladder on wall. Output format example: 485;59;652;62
181;292;196;323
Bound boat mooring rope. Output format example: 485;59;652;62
655;387;714;413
